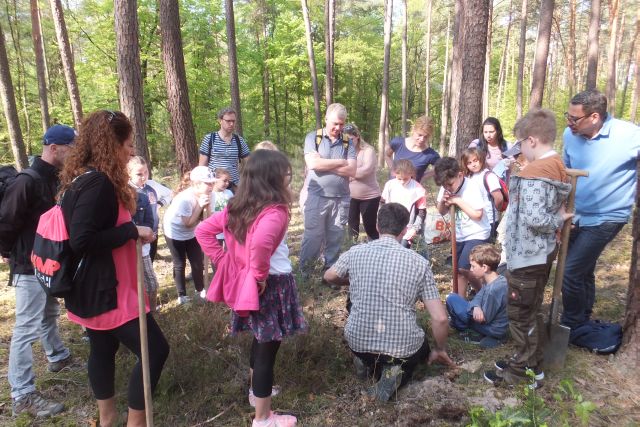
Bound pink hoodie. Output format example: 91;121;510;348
195;204;288;316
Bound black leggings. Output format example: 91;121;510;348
249;338;281;398
348;196;380;240
86;314;169;410
165;237;204;296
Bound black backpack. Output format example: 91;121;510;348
0;165;42;208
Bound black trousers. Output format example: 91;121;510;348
249;338;281;398
165;237;204;296
352;339;430;386
348;196;380;240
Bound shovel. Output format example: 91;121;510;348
543;168;588;371
136;240;154;426
449;205;458;295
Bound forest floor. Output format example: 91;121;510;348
0;165;639;426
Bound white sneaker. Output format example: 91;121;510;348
177;296;190;305
248;386;281;407
199;289;207;299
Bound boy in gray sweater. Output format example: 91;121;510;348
484;109;572;388
446;244;508;348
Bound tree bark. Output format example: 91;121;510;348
482;1;492;119
448;0;464;155
621;157;639;359
158;0;198;175
324;0;335;105
497;0;513;111
30;0;50;132
452;0;490;155
401;0;408;136
529;0;554;109
301;0;321;128
224;0;243;135
439;11;452;156
605;0;620;115
257;0;270;137
586;0;601;90
630;21;640;123
516;0;528;119
6;0;31;149
424;0;433;116
618;9;639;119
567;0;577;95
49;0;82;128
114;0;150;163
378;0;393;167
0;21;27;169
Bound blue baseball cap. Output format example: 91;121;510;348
43;124;77;146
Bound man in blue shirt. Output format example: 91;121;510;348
299;103;356;275
562;89;640;328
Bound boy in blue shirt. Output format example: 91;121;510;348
446;244;508;348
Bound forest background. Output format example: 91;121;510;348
1;0;639;170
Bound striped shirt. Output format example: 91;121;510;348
199;132;250;184
331;236;440;358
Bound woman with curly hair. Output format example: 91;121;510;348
59;110;169;427
196;150;306;427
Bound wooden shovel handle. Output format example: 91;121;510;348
136;240;154;426
450;205;458;294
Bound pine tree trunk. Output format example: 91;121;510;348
30;0;50;132
0;22;27;169
448;0;464;155
605;0;620;115
453;0;490;154
497;0;513;111
378;0;393;167
482;1;492;119
301;0;321;128
618;10;639;119
516;0;528;119
324;0;334;105
424;0;432;116
439;11;451;157
225;0;243;135
114;0;150;163
586;0;601;90
529;0;554;109
158;0;198;176
6;0;31;150
49;0;82;128
567;0;577;95
630;24;640;122
257;0;270;137
271;80;281;144
401;0;408;136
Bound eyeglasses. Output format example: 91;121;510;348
564;112;588;124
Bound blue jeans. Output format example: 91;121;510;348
299;193;349;269
8;274;70;399
445;293;498;338
561;222;625;327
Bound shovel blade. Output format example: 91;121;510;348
543;324;571;371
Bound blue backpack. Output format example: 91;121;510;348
569;320;622;355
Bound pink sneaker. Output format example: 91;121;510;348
252;411;297;427
248;386;281;407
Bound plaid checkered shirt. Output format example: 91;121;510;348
331;236;440;358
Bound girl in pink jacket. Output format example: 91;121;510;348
195;149;306;427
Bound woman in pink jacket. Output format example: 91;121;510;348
195;149;306;427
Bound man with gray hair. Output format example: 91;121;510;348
299;103;356;276
561;89;640;331
198;106;250;192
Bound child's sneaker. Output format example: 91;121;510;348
199;289;207;299
252;411;296;427
494;359;544;380
248;386;281;407
12;392;64;417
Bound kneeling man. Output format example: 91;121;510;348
324;203;453;401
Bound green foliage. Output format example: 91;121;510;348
467;374;595;427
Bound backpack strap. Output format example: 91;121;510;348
315;128;349;160
206;132;215;163
232;133;243;163
314;128;323;151
483;170;497;221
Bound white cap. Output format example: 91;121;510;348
190;166;216;183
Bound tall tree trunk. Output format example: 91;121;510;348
271;80;281;144
451;0;490;155
567;0;577;95
529;0;554;109
324;0;334;105
225;0;243;135
378;0;393;167
482;1;493;119
49;0;82;127
0;21;27;169
630;16;640;122
424;0;433;116
439;11;451;156
497;0;513;111
114;0;150;163
257;0;270;137
37;5;53;105
448;0;464;155
301;0;321;128
516;0;528;119
401;0;408;136
621;157;639;360
6;0;31;149
30;0;50;132
158;0;198;175
586;0;601;90
606;0;620;115
618;9;639;119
